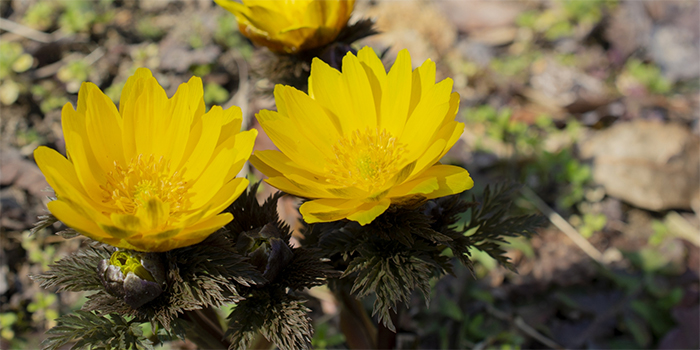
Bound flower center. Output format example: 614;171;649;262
102;154;189;215
325;128;405;193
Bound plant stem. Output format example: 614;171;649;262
337;289;376;349
376;307;399;349
181;308;231;349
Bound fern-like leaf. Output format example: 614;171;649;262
33;243;112;292
42;311;152;350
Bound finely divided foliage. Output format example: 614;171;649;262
305;184;543;331
463;184;547;271
43;311;151;350
35;243;112;292
223;183;338;350
32;31;545;347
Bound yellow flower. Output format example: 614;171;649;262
250;47;474;225
215;0;354;54
34;68;257;252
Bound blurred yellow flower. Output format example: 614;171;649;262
34;68;257;252
215;0;354;54
251;47;474;225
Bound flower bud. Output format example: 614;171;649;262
97;250;166;309
236;223;293;282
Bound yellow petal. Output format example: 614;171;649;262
188;128;253;207
276;84;341;153
133;76;169;157
252;149;320;180
176;213;233;244
125;227;184;252
388;176;438;198
179;106;225;181
49;200;137;251
299;198;364;223
438;121;464;160
60;102;86;156
60;101;104;196
441;91;460;127
217;0;351;53
64;131;107;204
155;80;197;166
398;165;474;200
358;48;386;124
48;200;106;239
346;198;391;225
286;173;368;198
110;212;143;232
248;5;292;33
402;138;446;184
34;146;88;199
418;59;434;92
400;98;451;162
277;26;320;52
265;176;327;198
425;165;474;198
308;58;360;135
269;173;344;198
134;198;170;231
36;67;255;252
256;109;327;174
119;67;153;115
216;0;254;23
380;49;413;137
223;129;258;183
341;52;377;130
217;106;243;148
85;84;125;171
191;177;248;220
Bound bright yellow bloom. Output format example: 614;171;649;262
215;0;354;54
34;68;257;252
250;47;474;225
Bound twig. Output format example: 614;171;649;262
486;304;566;350
569;286;641;348
0;18;54;43
83;47;105;66
520;186;616;264
665;211;700;248
514;317;565;350
226;53;250;130
34;48;105;80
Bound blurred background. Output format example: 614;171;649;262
0;0;698;349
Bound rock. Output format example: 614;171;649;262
0;147;49;197
650;22;700;82
433;0;525;33
605;2;652;63
159;44;220;73
580;120;700;211
457;40;494;67
360;0;457;66
525;56;609;113
608;1;700;81
468;26;519;46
